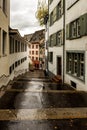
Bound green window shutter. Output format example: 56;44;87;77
48;52;50;62
61;0;63;15
66;53;69;72
53;33;56;46
61;30;63;45
71;53;74;74
80;13;87;36
53;7;57;23
50;14;52;26
50;35;53;47
49;37;51;47
66;23;71;39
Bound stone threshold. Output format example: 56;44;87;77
0;108;87;121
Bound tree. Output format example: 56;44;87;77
36;1;48;26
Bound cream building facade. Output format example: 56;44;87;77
9;29;29;80
0;0;29;88
0;0;10;87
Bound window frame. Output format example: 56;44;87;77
66;51;85;82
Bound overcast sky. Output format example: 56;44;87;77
10;0;44;36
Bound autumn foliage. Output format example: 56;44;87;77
36;1;48;25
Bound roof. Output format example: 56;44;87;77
9;28;27;44
30;29;45;43
24;34;33;42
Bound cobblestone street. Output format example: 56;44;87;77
0;70;87;130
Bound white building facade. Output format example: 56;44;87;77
48;0;87;91
48;0;64;79
65;0;87;90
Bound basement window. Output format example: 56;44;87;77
71;81;76;89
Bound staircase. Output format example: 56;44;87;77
52;75;62;84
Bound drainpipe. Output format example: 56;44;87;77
63;0;65;85
44;0;49;74
47;0;49;73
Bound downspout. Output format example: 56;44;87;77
47;0;49;73
63;0;65;85
45;0;49;73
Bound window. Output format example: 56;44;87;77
53;7;57;23
67;52;85;81
57;31;63;46
57;1;62;19
21;43;23;52
50;33;56;47
15;61;18;68
21;43;25;52
23;43;25;52
50;0;63;26
32;45;34;49
79;53;84;79
9;66;12;74
66;18;81;39
15;40;18;53
25;44;27;51
2;0;7;14
2;30;7;56
50;35;54;47
67;53;72;73
36;57;38;60
80;13;87;36
36;45;38;49
10;64;14;74
77;19;80;37
36;51;38;55
32;57;34;60
18;60;20;65
18;41;20;52
73;54;78;76
10;37;15;54
50;12;53;26
48;52;53;62
71;19;81;38
32;51;34;55
21;59;23;63
71;21;77;38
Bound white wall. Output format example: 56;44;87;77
48;0;63;77
65;0;87;91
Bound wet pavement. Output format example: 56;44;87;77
0;70;87;129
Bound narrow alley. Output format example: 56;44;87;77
0;70;87;130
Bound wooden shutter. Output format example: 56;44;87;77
80;13;87;36
66;23;71;40
48;52;50;62
61;30;63;45
49;37;51;47
53;33;56;46
49;14;52;26
61;0;63;15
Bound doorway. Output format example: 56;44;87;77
57;57;62;76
